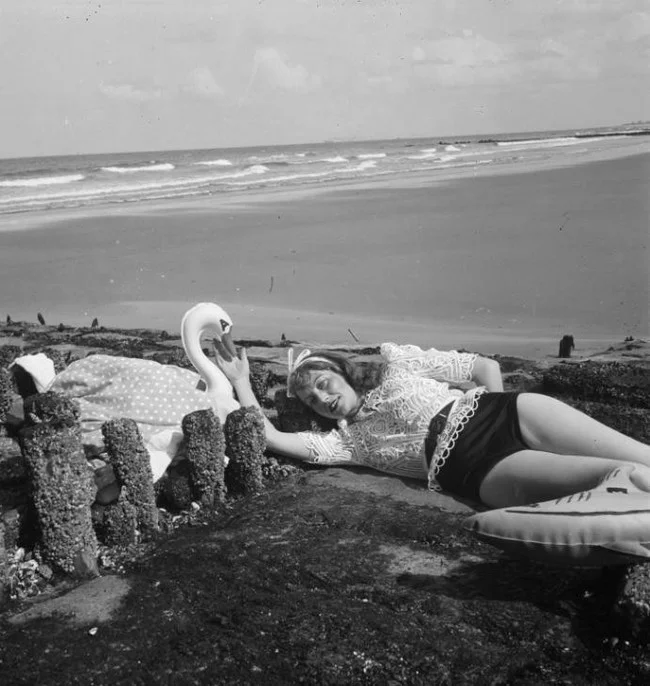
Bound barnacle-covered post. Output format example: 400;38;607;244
182;409;226;507
0;367;14;427
101;418;158;541
19;393;98;578
224;406;266;495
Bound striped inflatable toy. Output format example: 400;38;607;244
463;465;650;567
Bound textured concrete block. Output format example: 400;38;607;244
224;407;265;496
19;423;98;578
182;409;226;507
101;419;158;540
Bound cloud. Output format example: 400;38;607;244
410;34;516;86
99;83;162;102
253;47;321;92
184;66;224;99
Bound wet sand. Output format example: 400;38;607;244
0;147;647;357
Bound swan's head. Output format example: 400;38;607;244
181;302;237;359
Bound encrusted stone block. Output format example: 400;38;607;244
97;496;139;547
224;407;266;495
19;423;98;578
0;367;15;424
158;462;193;512
182;409;226;507
101;419;158;540
23;391;80;429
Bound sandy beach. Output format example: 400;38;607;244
1;143;648;358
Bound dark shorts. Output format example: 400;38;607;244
436;392;529;505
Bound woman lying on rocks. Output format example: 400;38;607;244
213;341;650;510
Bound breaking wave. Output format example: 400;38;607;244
194;159;232;167
101;163;175;173
0;174;85;188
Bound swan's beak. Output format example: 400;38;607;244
222;331;237;358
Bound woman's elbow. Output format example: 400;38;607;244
472;357;502;389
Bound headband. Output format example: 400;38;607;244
286;349;336;397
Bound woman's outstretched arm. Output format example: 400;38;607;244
212;341;313;460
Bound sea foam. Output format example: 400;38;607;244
194;159;233;166
0;174;85;188
101;163;175;173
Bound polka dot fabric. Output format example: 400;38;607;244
50;354;234;473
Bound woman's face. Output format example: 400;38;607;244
296;369;361;420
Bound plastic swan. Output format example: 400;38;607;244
181;302;241;423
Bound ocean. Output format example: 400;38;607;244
1;123;647;216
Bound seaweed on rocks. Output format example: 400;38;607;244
224;407;266;495
182;409;226;507
101;419;158;540
151;348;191;368
19;423;98;578
543;362;650;408
23;391;80;429
0;346;22;369
249;362;274;408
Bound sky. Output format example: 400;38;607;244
0;0;648;158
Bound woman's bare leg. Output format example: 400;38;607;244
478;450;650;509
516;393;650;468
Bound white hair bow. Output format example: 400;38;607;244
286;348;312;397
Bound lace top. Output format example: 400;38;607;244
296;342;486;490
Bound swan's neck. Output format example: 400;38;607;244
181;304;232;395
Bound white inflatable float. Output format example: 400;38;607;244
464;465;650;567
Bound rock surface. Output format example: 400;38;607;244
1;321;650;683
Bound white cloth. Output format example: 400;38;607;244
47;354;238;481
10;353;56;393
295;343;485;489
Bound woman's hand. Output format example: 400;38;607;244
212;338;250;385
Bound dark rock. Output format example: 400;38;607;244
558;334;575;358
0;519;7;604
0;436;27;482
182;409;226;508
611;564;650;643
23;391;81;428
37;313;46;326
543;362;650;409
0;345;22;369
19;423;98;578
151;348;191;368
224;407;266;495
101;419;158;541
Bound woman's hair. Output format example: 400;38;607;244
288;351;384;401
